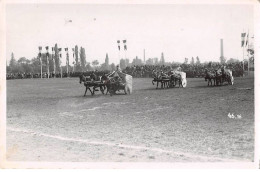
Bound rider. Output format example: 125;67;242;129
116;65;122;72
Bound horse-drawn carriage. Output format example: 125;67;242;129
79;74;106;96
105;71;133;96
152;69;187;89
79;71;132;96
204;67;234;86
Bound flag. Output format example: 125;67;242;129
117;40;120;50
245;32;249;46
241;33;246;47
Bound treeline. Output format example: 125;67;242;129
6;44;118;74
7;44;254;75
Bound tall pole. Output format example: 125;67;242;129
247;30;250;75
117;40;120;68
242;31;245;77
65;48;69;78
52;47;56;78
72;48;75;72
243;42;245;76
123;40;127;69
59;48;62;78
38;46;42;79
46;46;49;78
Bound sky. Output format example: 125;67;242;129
6;3;254;66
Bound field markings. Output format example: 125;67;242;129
58;107;102;116
7;127;246;162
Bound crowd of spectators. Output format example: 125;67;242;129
123;62;245;78
6;61;246;80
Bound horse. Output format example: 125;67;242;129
79;74;94;96
204;69;216;86
221;68;234;85
108;76;127;96
152;70;170;89
215;69;222;86
168;70;187;88
169;72;182;88
101;74;112;95
90;72;106;94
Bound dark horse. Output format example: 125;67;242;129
101;74;127;96
79;73;105;96
169;72;182;88
204;69;216;86
100;74;112;95
152;70;170;89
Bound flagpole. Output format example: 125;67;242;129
119;50;121;68
65;48;69;78
46;46;49;79
117;40;120;68
243;43;245;77
72;48;75;73
52;47;56;78
247;30;250;75
38;46;42;79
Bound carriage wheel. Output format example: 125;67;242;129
182;79;187;88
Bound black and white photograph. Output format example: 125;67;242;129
0;0;259;169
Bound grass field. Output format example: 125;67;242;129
6;76;254;162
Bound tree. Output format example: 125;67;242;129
31;57;41;73
154;57;159;65
132;56;142;66
17;57;28;64
190;57;195;65
18;57;32;73
160;52;165;65
125;58;130;66
120;59;126;69
105;53;109;69
80;47;86;71
196;56;201;65
146;58;154;65
99;63;107;71
247;48;254;65
86;62;92;71
226;58;239;64
54;44;60;72
92;60;99;69
110;63;116;71
184;58;188;64
9;52;17;71
74;45;81;72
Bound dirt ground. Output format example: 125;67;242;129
6;76;254;162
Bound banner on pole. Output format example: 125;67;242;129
241;33;246;47
245;32;249;46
